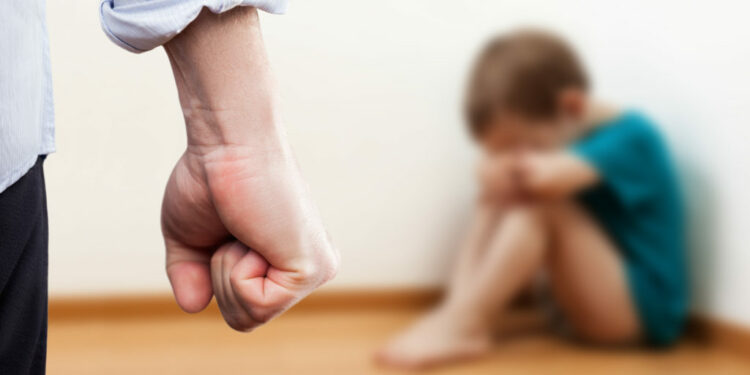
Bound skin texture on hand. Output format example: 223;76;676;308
160;7;338;331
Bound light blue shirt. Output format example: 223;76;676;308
99;0;288;53
0;0;287;193
0;1;55;193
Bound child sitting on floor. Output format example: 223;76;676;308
376;29;688;369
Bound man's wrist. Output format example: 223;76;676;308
179;104;283;151
164;6;282;149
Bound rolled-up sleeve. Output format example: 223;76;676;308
100;0;288;53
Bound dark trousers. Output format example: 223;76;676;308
0;156;48;374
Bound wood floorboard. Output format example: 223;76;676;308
47;304;750;374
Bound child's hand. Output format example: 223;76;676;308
477;153;521;203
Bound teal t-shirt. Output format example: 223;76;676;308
571;111;688;346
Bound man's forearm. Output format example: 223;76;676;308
164;7;282;152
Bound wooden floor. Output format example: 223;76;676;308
47;301;750;375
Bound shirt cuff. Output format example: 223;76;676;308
99;0;288;53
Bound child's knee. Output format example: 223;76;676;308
504;200;569;225
500;201;581;250
502;203;549;235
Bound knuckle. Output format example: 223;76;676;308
225;316;257;333
505;203;544;222
293;253;339;286
321;251;340;283
219;304;267;332
248;307;277;324
294;261;319;283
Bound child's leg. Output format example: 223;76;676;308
377;201;640;369
377;204;549;369
444;204;549;325
545;201;640;344
445;204;502;299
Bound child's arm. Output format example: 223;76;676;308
477;153;523;205
515;150;599;200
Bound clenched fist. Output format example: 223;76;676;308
159;7;338;331
162;144;338;331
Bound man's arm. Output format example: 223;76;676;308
158;7;338;331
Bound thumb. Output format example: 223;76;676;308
166;242;214;313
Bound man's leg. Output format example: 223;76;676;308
0;156;48;374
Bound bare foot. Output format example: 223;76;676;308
375;308;492;370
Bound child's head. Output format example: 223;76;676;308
464;29;589;152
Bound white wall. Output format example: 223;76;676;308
47;1;750;327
